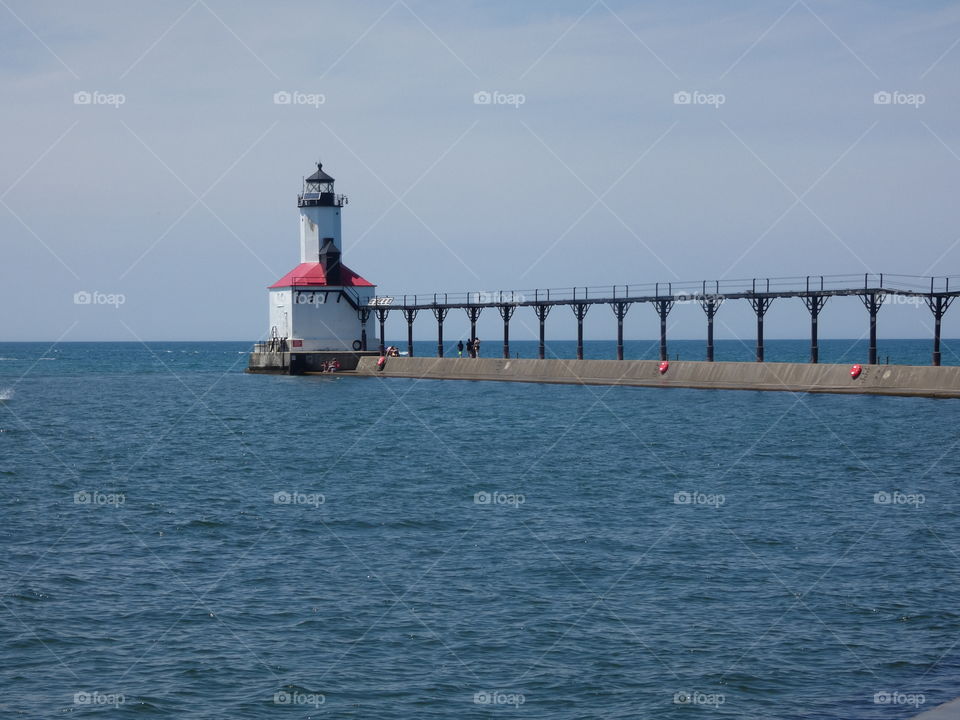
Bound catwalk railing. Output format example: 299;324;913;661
356;273;958;366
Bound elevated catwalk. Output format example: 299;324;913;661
370;273;958;366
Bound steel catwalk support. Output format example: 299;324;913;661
748;296;774;362
498;305;516;359
926;295;954;366
699;297;722;362
357;308;372;352
610;302;630;360
402;309;418;357
432;307;449;358
375;307;389;355
571;303;590;360
802;295;828;364
533;305;551;359
464;307;482;349
859;293;885;364
652;299;674;362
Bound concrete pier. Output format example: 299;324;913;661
910;698;960;719
352;357;960;399
247;350;379;374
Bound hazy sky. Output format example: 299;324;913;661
2;0;960;343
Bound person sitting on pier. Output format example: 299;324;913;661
328;358;341;372
319;361;328;373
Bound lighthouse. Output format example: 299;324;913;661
262;162;377;360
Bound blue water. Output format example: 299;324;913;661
2;341;959;718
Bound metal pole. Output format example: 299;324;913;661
376;308;388;355
860;293;884;364
539;313;545;359
927;295;953;366
757;311;764;362
402;309;417;357
660;310;667;361
432;307;448;358
359;308;371;352
438;319;443;357
811;307;819;364
498;305;515;359
706;306;714;362
749;297;772;362
803;296;826;364
578;315;583;360
653;300;673;362
611;302;629;360
464;307;482;355
571;304;589;360
934;302;942;366
534;305;549;359
700;298;720;362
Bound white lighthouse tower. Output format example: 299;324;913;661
266;162;377;354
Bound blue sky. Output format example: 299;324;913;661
2;0;959;343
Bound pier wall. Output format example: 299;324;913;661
354;357;960;398
248;350;379;374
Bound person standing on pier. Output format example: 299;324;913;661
457;340;464;358
472;338;480;358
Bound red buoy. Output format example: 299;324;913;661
850;364;862;379
658;360;669;374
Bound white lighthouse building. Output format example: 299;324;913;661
266;163;377;353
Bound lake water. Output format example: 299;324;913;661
1;341;958;718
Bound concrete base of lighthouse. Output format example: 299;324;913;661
246;349;381;375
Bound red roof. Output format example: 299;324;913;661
269;262;374;288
